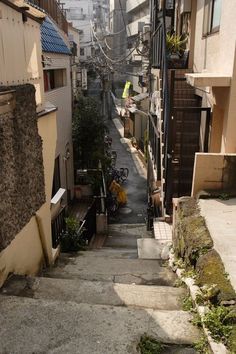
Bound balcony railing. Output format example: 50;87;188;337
28;0;68;34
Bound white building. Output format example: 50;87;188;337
126;0;150;94
63;0;94;61
41;16;74;202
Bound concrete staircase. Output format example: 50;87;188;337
0;224;200;353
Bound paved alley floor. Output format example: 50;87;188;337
0;223;200;353
107;117;147;224
0;96;200;354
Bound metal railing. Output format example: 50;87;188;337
51;205;66;248
28;0;68;34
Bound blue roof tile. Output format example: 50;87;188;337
41;17;71;55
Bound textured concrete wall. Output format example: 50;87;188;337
0;84;45;252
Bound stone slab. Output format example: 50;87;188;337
137;238;171;259
43;251;177;286
0;296;200;354
2;276;186;310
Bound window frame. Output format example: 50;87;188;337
203;0;222;37
43;69;67;92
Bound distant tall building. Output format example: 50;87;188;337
93;0;110;32
109;0;127;59
63;0;94;61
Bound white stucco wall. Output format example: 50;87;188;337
192;0;236;153
44;53;74;199
63;0;93;60
193;0;236;75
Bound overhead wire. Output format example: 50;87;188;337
90;21;141;64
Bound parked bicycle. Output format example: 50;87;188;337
107;180;127;215
108;167;129;184
104;135;112;148
105;150;117;168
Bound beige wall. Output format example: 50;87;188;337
192;0;236;153
0;2;45;111
0;110;57;287
193;0;236;75
192;153;236;196
44;53;74;199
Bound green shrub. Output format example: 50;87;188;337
203;306;233;344
61;217;86;252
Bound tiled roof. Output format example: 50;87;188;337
41;17;71;55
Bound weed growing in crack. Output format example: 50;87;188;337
182;294;194;311
194;336;210;353
137;334;163;354
202;306;233;344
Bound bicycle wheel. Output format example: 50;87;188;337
120;168;129;182
109;197;118;214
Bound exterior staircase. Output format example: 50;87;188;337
165;69;204;206
0;223;200;353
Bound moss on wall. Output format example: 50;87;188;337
0;85;45;252
173;197;236;304
173;197;213;267
196;249;236;302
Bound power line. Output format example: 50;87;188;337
91;22;141;64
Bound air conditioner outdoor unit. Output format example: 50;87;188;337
180;0;191;14
138;22;145;33
143;25;151;43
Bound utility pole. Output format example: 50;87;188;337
101;72;112;121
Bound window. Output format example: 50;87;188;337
43;69;66;91
203;0;222;36
80;48;85;56
52;156;61;198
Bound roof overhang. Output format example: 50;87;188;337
185;73;231;88
2;0;45;22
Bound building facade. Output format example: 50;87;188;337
148;0;236;219
63;0;94;61
0;0;57;287
41;16;74;202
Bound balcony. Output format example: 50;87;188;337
126;0;148;14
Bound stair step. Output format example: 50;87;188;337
43;253;177;286
174;98;199;107
0;296;201;353
1;276;186;310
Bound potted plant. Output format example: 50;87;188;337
166;32;189;69
60;217;86;252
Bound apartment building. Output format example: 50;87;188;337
0;0;57;286
126;0;150;94
148;0;236;218
41;16;74;204
63;0;94;61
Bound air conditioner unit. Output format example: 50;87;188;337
138;22;145;33
180;0;191;14
143;25;151;43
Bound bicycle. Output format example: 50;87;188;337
109;167;129;184
107;193;119;215
105;150;117;168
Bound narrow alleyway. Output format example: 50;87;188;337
0;117;200;353
106;116;147;224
